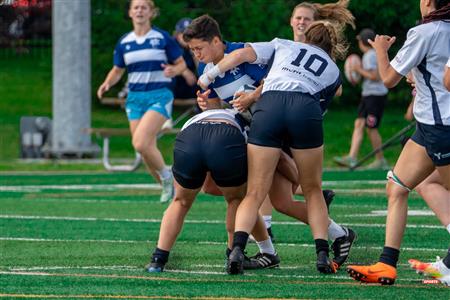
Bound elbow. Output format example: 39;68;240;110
382;78;397;89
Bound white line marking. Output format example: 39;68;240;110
0;180;389;193
1;237;445;252
346;210;435;217
0;214;442;229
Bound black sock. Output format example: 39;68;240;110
443;248;450;269
233;231;249;250
379;246;400;268
314;239;329;255
226;248;232;257
267;227;274;239
152;247;170;264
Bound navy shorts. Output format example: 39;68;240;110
357;95;387;129
248;91;323;149
411;122;450;166
172;122;247;189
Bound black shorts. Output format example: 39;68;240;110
172;122;247;189
248;91;323;149
411;122;450;166
357;95;387;129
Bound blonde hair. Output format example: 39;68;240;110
303;0;355;60
130;0;159;20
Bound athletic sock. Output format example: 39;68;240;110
328;220;347;241
232;231;249;250
157;166;172;181
314;239;329;255
256;238;276;255
152;247;170;264
263;215;272;229
446;224;450;235
443;248;450;269
379;246;400;268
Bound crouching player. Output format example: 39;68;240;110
146;108;279;272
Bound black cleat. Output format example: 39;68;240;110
146;258;166;273
316;250;337;274
331;227;357;268
245;252;280;270
323;189;335;212
227;247;245;275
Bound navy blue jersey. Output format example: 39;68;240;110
114;27;182;92
198;42;268;103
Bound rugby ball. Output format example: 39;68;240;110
344;54;362;85
233;84;257;123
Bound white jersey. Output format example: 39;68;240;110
391;21;450;126
248;38;341;103
447;57;450;67
181;109;244;135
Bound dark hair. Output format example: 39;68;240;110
304;0;355;60
422;1;450;23
183;15;222;43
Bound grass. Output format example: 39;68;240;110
1;171;449;299
0;50;413;172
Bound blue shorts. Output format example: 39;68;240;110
125;88;173;120
249;91;323;149
411;122;450;166
172;122;247;189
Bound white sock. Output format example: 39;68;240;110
263;215;272;229
446;224;450;235
157;166;172;181
328;220;347;241
256;238;276;255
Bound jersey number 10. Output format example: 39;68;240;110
290;48;328;76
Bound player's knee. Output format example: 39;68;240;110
172;196;194;209
132;138;154;154
386;180;410;200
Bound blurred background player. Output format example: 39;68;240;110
334;28;390;170
347;0;450;286
97;0;186;203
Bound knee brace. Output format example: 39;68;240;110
386;170;412;192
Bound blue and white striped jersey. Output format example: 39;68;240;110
391;21;450;126
248;38;341;107
198;42;268;103
114;27;182;92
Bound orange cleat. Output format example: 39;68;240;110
347;262;397;285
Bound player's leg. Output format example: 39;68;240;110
347;139;435;284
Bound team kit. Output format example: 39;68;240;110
98;0;450;287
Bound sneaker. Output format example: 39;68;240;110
365;158;389;170
146;258;166;273
227;247;245;275
323;189;335;212
347;262;397;285
226;248;253;270
409;258;450;286
317;250;338;274
333;156;357;168
160;174;174;203
331;227;357;269
245;252;281;270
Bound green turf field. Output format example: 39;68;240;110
0;170;448;299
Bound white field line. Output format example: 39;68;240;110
0;269;422;283
0;214;443;229
1;237;446;252
345;210;435;217
0;180;388;193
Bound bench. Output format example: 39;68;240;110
87;98;197;172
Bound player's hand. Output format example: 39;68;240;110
230;91;254;112
161;63;177;78
368;35;396;53
196;89;211;111
406;72;416;88
97;82;110;99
